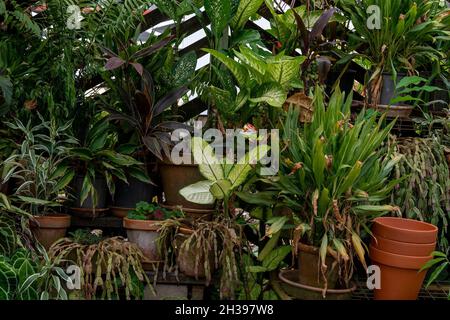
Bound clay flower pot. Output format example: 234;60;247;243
123;218;161;261
369;245;432;300
297;243;339;289
371;234;436;257
372;217;438;244
278;270;356;300
31;214;71;250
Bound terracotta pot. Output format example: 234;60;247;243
278;270;356;300
110;206;132;218
160;204;215;221
297;243;339;289
372;217;438;244
369;245;432;300
371;234;436;256
159;159;214;210
123;217;162;261
31;214;71;250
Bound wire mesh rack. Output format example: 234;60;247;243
352;280;450;300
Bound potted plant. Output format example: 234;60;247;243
2;116;77;249
339;0;449;113
49;229;151;300
101;34;196;211
123;201;182;263
68;115;150;217
264;88;401;298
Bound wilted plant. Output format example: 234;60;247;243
157;217;243;299
49;233;151;300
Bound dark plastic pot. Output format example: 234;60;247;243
278;270;356;300
31;214;71;250
325;69;356;97
159;159;214;210
372;217;438;244
72;175;108;209
297;243;339;289
379;73;406;105
123;217;161;261
114;177;160;208
371;234;436;256
369;245;431;300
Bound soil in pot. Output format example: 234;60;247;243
123;217;161;262
159;158;214;210
297;243;339;289
72;175;108;209
31;214;71;250
369;245;432;300
372;217;438;244
278;270;356;300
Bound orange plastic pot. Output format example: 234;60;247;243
372;217;438;244
371;234;436;256
369;245;432;300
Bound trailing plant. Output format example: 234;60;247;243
157;216;243;299
389;135;450;250
127;201;183;221
49;234;151;300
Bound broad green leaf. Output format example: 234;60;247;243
209;179;232;200
203;49;249;87
204;0;231;38
231;0;264;30
249;82;287;107
262;245;291;271
179;180;215;204
191;137;224;181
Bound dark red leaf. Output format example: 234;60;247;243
131;62;144;76
153;86;189;117
105;57;125;71
131;35;175;60
309;8;336;42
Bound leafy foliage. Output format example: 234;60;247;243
127;201;182;221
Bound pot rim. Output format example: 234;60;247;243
123;217;161;231
369;245;432;270
32;213;71;228
373;217;438;244
278;269;356;294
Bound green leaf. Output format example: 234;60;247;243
425;262;449;288
249;82;287;107
203;48;249;87
54;171;75;191
231;0;264;30
172;52;197;87
396;76;427;89
262;245;291;271
179;180;215;204
204;0;231;38
266;55;304;87
258;231;281;262
247;266;268;273
191;137;224;181
209;179;232;200
265;216;288;237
